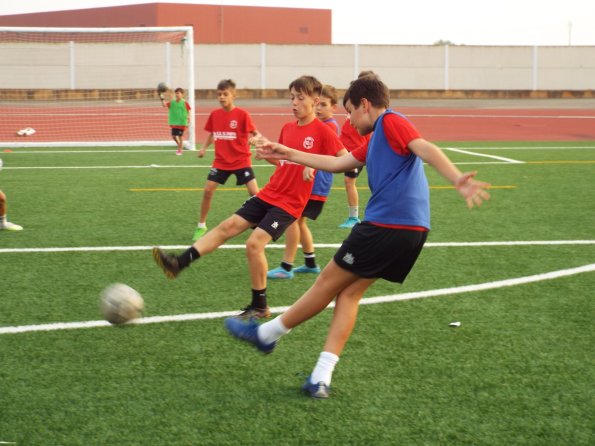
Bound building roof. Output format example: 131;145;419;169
0;2;332;44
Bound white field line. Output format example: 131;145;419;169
1;240;595;254
444;147;524;164
1;262;594;335
3;145;595;155
1;164;275;170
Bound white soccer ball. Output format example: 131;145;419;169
100;283;144;325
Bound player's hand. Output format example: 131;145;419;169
249;135;271;147
455;171;491;208
303;167;315;181
198;148;206;158
255;141;290;160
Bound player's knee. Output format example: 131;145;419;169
0;190;6;204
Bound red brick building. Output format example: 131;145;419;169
0;2;331;44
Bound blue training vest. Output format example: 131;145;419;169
363;110;430;229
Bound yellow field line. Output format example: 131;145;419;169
130;185;517;192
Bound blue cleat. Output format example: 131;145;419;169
339;216;360;229
267;266;294;279
224;317;276;354
293;264;321;274
301;376;330;399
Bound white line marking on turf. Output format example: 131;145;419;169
1;240;594;254
444;147;524;163
1;262;594;335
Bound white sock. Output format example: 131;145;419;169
197;222;206;228
257;315;291;345
348;206;359;219
310;351;339;386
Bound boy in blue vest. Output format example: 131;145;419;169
225;75;491;399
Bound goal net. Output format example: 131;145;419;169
0;26;195;148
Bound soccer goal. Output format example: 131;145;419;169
0;26;195;148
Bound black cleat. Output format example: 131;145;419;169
152;247;181;279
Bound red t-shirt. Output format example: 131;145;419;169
257;118;344;218
351;112;421;162
204;107;257;170
340;118;371;152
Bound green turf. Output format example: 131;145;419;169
1;142;594;445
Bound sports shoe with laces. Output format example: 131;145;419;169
192;226;207;241
152;247;181;279
237;305;271;320
224;317;276;354
338;216;360;228
0;221;23;231
301;376;330;399
175;149;183;156
293;264;320;274
267;266;294;279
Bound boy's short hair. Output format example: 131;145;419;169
174;87;185;94
321;84;339;105
289;75;322;98
343;76;390;109
357;70;379;80
217;79;236;91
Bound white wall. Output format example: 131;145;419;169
1;42;594;91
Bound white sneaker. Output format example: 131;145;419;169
1;221;23;231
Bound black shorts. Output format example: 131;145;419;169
301;199;325;220
207;167;256;186
235;196;296;241
344;165;364;179
171;128;185;137
333;222;428;283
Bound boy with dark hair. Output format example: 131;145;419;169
153;75;345;319
268;84;347;279
160;87;191;156
225;75;491;399
193;79;261;241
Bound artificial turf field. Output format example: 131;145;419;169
1;141;594;445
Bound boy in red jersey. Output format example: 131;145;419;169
338;71;376;229
192;79;261;241
160;87;191;156
225;75;491;399
152;76;345;319
268;84;347;279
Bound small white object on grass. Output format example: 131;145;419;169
449;321;461;327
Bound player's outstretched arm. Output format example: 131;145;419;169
255;140;362;173
409;138;491;208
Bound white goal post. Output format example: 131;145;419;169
0;26;195;148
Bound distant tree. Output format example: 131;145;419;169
434;39;456;46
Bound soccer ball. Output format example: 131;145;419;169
157;82;169;94
100;283;144;325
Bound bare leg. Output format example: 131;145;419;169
192;214;252;256
345;176;358;208
281;221;300;264
280;260;361;329
245;227;273;290
323;277;375;356
298;217;314;253
199;180;219;224
245;178;259;196
0;190;6;218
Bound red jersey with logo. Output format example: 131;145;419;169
340;118;370;152
257;118;344;218
204;107;257;170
